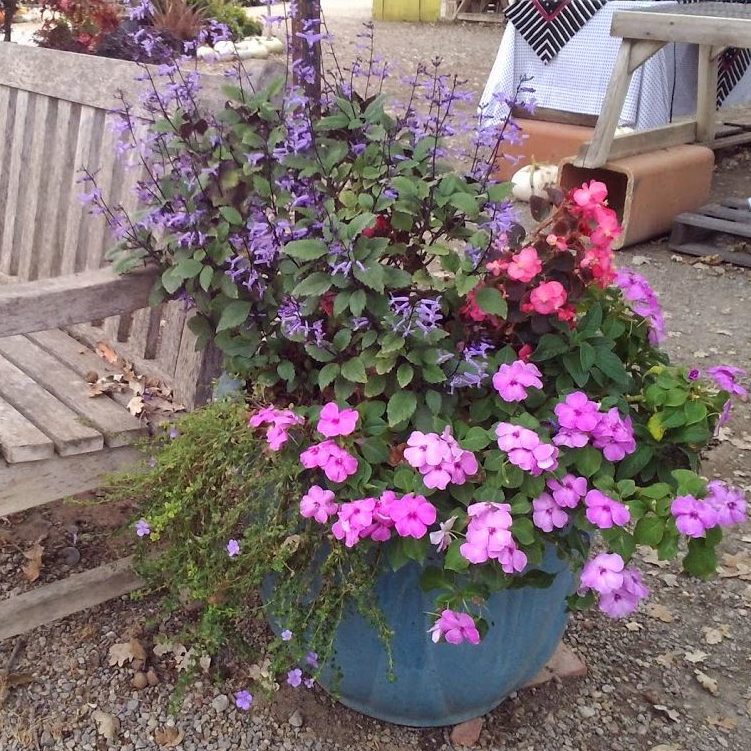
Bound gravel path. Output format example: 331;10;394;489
2;5;751;750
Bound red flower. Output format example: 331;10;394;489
518;343;534;361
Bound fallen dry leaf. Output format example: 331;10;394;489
144;395;185;414
653;704;680;723
695;670;719;695
92;710;119;741
702;625;731;645
625;621;643;632
684;650;709;664
108;639;147;668
718;551;751;580
650;745;682;751
638;547;670;568
656;652;677;668
154;726;184;747
646;603;674;623
127;396;145;417
21;541;44;582
95;342;119;365
706;714;737;732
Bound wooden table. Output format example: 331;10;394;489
575;2;751;168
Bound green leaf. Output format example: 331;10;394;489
532;334;570;361
216;301;251;332
575;446;602;478
353;263;385;293
671;469;706;497
341;356;368;383
616;445;653;480
420;566;452;592
199;265;213;292
364;374;386;397
461;427;491;451
219;205;243;225
305;344;336;362
455;273;480;296
277;361;295;383
350;289;367;316
579;342;596;372
359;437;390;464
683;537;718;578
647;413;666;441
444;540;470;572
293;272;333;297
318;363;340;389
475;287;508;318
511;517;535;545
387;538;411;572
425;390;442;415
486;182;512;203
450;192;479;217
387;391;417;427
397;363;414;388
633;516;665;546
284;239;329;260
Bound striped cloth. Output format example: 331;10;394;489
504;0;608;64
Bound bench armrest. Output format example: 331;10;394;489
0;266;160;338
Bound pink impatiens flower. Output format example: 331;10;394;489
317;402;360;437
429;610;481;645
385;493;437;539
460;502;527;573
584;489;630;529
506;246;542;283
332;498;376;547
300;485;339;524
670;495;718;538
706;365;748;400
528;281;567;315
360;491;397;542
321;446;358;482
403;428;478;490
592;408;636;461
532;492;569;532
547;474;588;508
555;391;601;433
249;406;304;450
705;481;747;527
580;552;625;594
429;516;458;552
492;360;543;402
598;565;649;619
496;423;559;476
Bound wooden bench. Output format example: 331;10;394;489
0;44;279;640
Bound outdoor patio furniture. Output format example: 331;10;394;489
0;43;279;640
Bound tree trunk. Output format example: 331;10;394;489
290;0;322;114
3;0;16;42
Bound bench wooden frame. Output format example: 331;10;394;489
575;2;751;168
0;44;280;640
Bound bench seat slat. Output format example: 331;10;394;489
0;335;146;448
29;328;132;408
0;351;103;457
0;395;55;463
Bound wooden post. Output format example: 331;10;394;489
291;0;322;114
696;44;719;143
2;0;16;42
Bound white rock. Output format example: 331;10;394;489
235;40;270;59
288;709;303;728
511;163;558;202
260;36;284;53
211;694;230;713
214;40;237;56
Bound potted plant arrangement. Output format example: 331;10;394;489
88;19;748;727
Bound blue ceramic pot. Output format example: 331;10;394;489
270;545;574;727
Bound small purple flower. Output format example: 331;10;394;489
303;677;315;689
168;426;180;440
235;690;253;711
226;539;241;557
305;651;319;668
281;629;293;641
287;668;303;687
135;519;151;537
706;481;747;527
706;365;748;399
688;368;701;381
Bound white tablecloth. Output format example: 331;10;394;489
480;0;751;130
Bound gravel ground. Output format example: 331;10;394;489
2;5;751;751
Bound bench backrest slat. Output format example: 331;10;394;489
0;44;282;406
